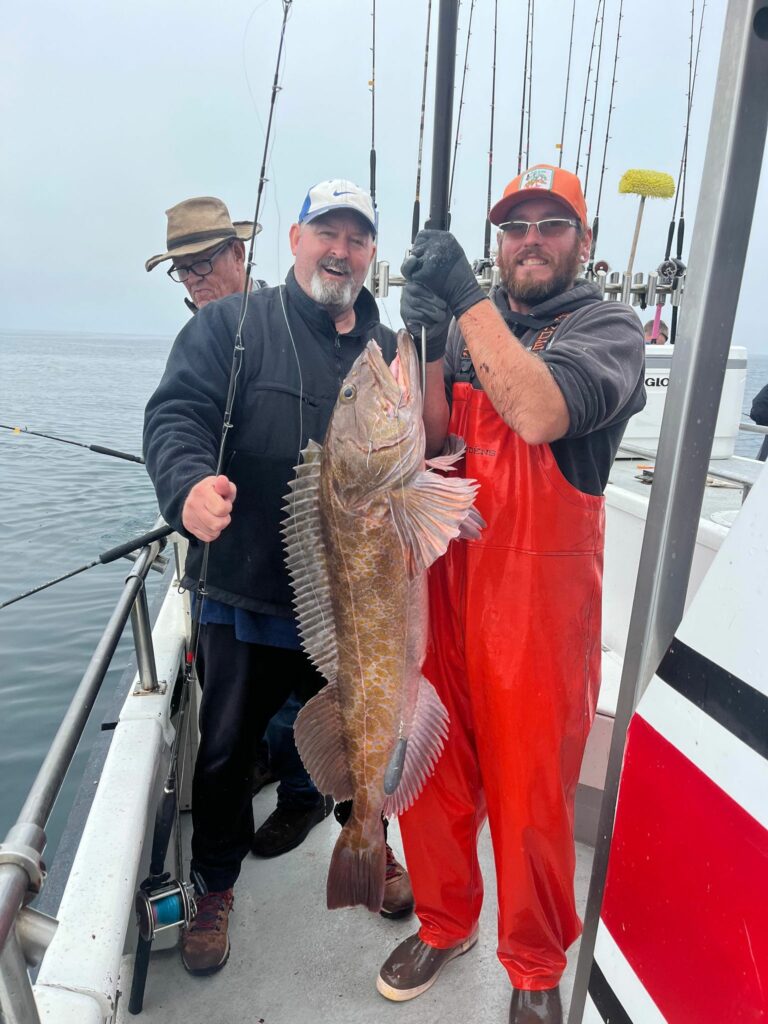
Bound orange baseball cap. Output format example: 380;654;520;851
488;164;588;229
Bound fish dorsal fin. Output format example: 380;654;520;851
281;440;338;684
388;470;481;577
382;675;450;818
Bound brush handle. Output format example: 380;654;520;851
625;196;646;285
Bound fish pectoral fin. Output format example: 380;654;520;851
425;432;466;472
382;675;450;818
293;682;354;801
282;440;338;685
388;470;483;576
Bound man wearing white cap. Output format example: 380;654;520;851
144;180;413;977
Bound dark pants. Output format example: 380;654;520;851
265;695;320;807
191;623;325;892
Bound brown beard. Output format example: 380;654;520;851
498;236;583;305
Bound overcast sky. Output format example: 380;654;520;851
2;0;767;355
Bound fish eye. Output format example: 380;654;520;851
340;384;357;403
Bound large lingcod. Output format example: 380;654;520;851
282;329;483;912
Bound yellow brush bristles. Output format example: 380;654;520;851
619;169;675;199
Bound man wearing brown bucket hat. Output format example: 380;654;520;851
376;165;646;1024
146;196;264;312
143;179;414;979
148;195;336;867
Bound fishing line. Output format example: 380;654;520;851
483;0;498;260
448;0;476;209
557;0;577;168
411;0;433;243
187;0;293;678
0;423;144;464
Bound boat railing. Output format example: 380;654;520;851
619;432;765;501
0;521;175;1024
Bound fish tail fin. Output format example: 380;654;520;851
326;824;386;913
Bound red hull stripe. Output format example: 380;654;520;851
657;638;768;759
601;716;768;1023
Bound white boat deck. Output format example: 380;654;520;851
116;786;594;1024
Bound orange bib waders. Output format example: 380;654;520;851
400;382;605;990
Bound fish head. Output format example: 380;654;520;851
325;329;424;503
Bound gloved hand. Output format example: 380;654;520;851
400;281;452;361
401;230;486;320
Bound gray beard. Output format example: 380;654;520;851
309;271;356;314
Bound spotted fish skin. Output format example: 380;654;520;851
282;329;483;912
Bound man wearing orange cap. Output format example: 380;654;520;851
377;165;645;1023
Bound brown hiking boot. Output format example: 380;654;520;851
380;844;414;919
180;889;234;976
376;929;478;1001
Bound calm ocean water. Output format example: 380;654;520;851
0;330;767;869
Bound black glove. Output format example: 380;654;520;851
400;281;452;362
401;229;486;319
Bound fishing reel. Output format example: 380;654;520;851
134;870;205;941
658;256;686;282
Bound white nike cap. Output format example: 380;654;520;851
297;179;377;236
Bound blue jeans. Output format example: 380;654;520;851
264;694;320;808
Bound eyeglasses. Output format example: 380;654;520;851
499;218;580;239
167;239;234;283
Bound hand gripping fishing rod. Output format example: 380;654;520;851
128;4;293;1014
0;423;144;463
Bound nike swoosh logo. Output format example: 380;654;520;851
332;190;355;197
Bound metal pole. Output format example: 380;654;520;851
16;540;161;831
569;3;768;1019
130;582;159;692
425;0;459;231
0;930;41;1024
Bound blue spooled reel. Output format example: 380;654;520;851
135;878;198;942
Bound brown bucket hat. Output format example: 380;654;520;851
145;196;261;272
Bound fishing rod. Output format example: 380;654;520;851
128;3;294;1013
370;0;377;210
426;3;458;223
574;0;602;175
557;0;577;168
189;0;292;669
655;1;705;344
0;423;144;464
0;524;172;611
411;0;433;243
582;0;605;198
589;0;624;274
483;0;498;260
448;0;476;209
525;0;535;171
517;0;532;174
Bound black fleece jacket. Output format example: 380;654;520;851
143;269;397;614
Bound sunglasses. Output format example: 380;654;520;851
498;218;580;239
